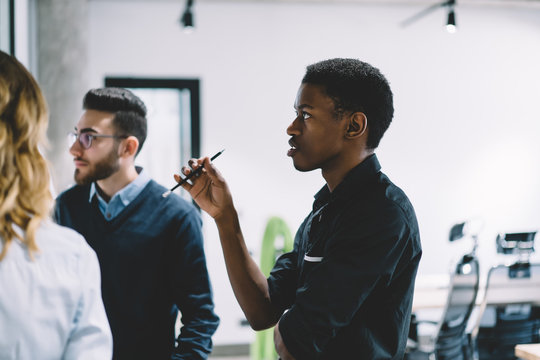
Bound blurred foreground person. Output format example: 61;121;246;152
0;50;112;360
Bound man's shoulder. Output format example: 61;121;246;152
342;171;417;228
135;181;202;233
143;180;199;214
379;174;416;218
56;184;91;204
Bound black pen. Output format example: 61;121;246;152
162;149;225;198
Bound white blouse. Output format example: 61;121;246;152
0;220;112;360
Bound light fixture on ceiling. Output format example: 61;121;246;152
446;8;457;34
400;0;458;33
180;0;195;33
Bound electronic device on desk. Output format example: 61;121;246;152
406;220;480;360
476;231;540;360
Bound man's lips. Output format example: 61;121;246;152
287;139;298;157
73;158;88;167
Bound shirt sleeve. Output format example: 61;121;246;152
267;236;301;314
169;208;220;360
278;204;415;359
63;241;113;360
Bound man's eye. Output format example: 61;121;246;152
302;112;312;120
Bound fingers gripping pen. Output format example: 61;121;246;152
162;149;225;198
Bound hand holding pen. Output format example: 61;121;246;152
169;150;234;220
162;149;225;198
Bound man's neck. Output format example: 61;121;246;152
322;149;374;192
96;166;139;202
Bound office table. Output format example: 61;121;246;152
515;343;540;360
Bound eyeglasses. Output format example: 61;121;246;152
68;132;128;149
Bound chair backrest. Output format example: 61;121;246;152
474;262;540;360
434;255;480;359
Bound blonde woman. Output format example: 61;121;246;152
0;51;112;359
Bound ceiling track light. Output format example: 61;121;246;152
180;0;195;33
446;7;457;34
401;0;458;33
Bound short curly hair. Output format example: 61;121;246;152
302;58;394;149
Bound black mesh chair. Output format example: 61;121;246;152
406;222;480;360
474;231;540;360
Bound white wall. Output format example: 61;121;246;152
87;0;540;344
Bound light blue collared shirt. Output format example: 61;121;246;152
89;167;151;220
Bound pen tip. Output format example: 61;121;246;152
162;190;171;198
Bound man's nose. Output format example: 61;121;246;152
69;138;83;157
286;116;301;136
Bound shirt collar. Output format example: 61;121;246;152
88;166;150;204
313;153;381;210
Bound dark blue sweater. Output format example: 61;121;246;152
55;180;219;360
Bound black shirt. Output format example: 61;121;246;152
268;154;422;359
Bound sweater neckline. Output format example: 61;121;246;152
90;180;157;228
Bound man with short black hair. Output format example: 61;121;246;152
177;58;422;359
55;87;219;360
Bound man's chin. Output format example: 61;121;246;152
74;171;93;186
292;161;314;173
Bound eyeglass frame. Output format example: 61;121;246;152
68;131;129;149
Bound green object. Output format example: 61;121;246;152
250;217;294;360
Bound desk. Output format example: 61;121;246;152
412;274;449;311
515;344;540;360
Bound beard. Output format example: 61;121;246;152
74;148;120;185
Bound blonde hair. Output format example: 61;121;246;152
0;51;53;261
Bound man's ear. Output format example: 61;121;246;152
345;112;368;139
119;136;139;157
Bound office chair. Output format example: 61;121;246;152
475;231;540;360
406;221;480;360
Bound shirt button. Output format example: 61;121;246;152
106;213;111;219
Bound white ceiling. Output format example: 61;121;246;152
91;0;540;6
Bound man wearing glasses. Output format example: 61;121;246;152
54;88;219;360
